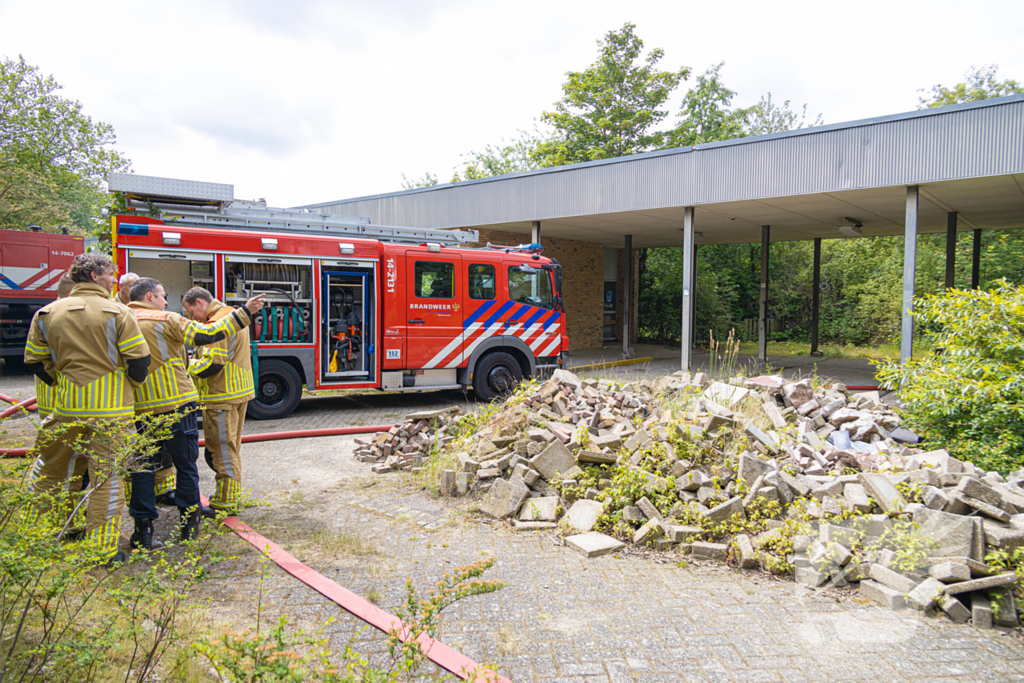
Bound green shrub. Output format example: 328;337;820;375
876;280;1024;474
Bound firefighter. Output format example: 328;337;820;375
181;287;255;517
116;272;138;305
127;278;264;546
27;273;90;537
24;254;150;565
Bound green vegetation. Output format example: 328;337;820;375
876;281;1024;475
0;55;129;235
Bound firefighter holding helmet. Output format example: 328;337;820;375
181;286;254;517
126;278;264;546
24;254;150;564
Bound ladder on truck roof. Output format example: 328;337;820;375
107;172;478;246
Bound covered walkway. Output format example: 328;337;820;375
302;94;1024;369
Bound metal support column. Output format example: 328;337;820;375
945;212;957;289
758;225;770;365
810;237;821;357
531;220;541;244
901;186;919;362
681;208;695;371
972;228;982;289
691;244;698;349
622;234;634;359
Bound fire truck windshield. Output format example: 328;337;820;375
508;264;554;309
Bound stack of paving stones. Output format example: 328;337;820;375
356;368;1024;630
352;406;461;473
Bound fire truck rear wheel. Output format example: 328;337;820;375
248;359;303;420
472;351;523;401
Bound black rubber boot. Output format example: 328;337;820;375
201;505;218;520
180;507;201;541
155;489;177;507
105;550;127;569
129;518;164;551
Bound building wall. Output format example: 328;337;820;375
471;229;604;351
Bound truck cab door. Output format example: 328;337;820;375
405;250;463;369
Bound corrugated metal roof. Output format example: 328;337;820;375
298;94;1024;238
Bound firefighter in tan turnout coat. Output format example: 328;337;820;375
126;278;264;547
181;287;255;516
24;254;150;564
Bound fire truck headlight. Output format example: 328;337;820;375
163;232;181;245
339;243;355;255
261;238;278;251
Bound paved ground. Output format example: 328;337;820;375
8;358;1023;682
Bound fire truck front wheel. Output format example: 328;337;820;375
472;351;523;401
248;359;303;420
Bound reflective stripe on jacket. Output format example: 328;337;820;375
188;299;255;405
24;283;149;419
129;302;250;413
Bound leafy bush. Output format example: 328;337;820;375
876;280;1024;474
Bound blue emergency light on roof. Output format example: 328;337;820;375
485;242;544;254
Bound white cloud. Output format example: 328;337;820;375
2;0;1021;208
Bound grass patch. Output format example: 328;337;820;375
735;340;931;360
365;586;383;604
307;529;378;556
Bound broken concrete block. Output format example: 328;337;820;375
955;494;1011;523
943;572;1018;596
633;519;662;545
906;577;946;611
677;470;711;492
868;564;918;594
938;594;971;623
819;524;861;547
734;534;758;569
690;542;729;561
738;452;770;485
564;499;604;533
913;507;976;558
762;401;788;429
972;598;994;629
530;441;575;481
744;423;778;451
518;496;559;522
983;524;1024;551
479;474;529;519
989;586;1019;627
928;562;971;583
622;505;645;523
662;523;702;543
795;566;830;587
843;483;873;513
439;469;456;496
590;433;623;451
565;532;624;558
636;496;661;521
858;473;907;514
922;486;949;510
860;580;906;610
703;496;746;524
576;449;617;465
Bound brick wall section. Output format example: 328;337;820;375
469;229;603;350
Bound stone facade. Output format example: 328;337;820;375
472;229;605;351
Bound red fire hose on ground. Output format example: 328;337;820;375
0;424;393;458
0;396;38;420
0;419;506;680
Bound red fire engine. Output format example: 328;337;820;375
108;173;567;420
0;228;85;368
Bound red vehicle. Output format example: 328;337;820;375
0;228;84;368
109;178;566;420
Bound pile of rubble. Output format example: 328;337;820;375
354;368;1024;630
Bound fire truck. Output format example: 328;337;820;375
0;228;85;368
108;173;567;419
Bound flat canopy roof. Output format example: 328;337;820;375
302;95;1024;247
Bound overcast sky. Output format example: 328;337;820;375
2;0;1022;208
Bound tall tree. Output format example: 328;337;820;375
667;63;749;147
533;23;689;166
919;65;1023;108
0;55;129;234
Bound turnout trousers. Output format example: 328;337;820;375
30;415;128;562
129;403;200;522
202;401;246;512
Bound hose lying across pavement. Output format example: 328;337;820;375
0;396;38;420
0;419;505;679
0;423;394;458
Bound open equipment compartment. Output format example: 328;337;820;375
124;249;215;315
322;265;375;380
224;255;313;344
